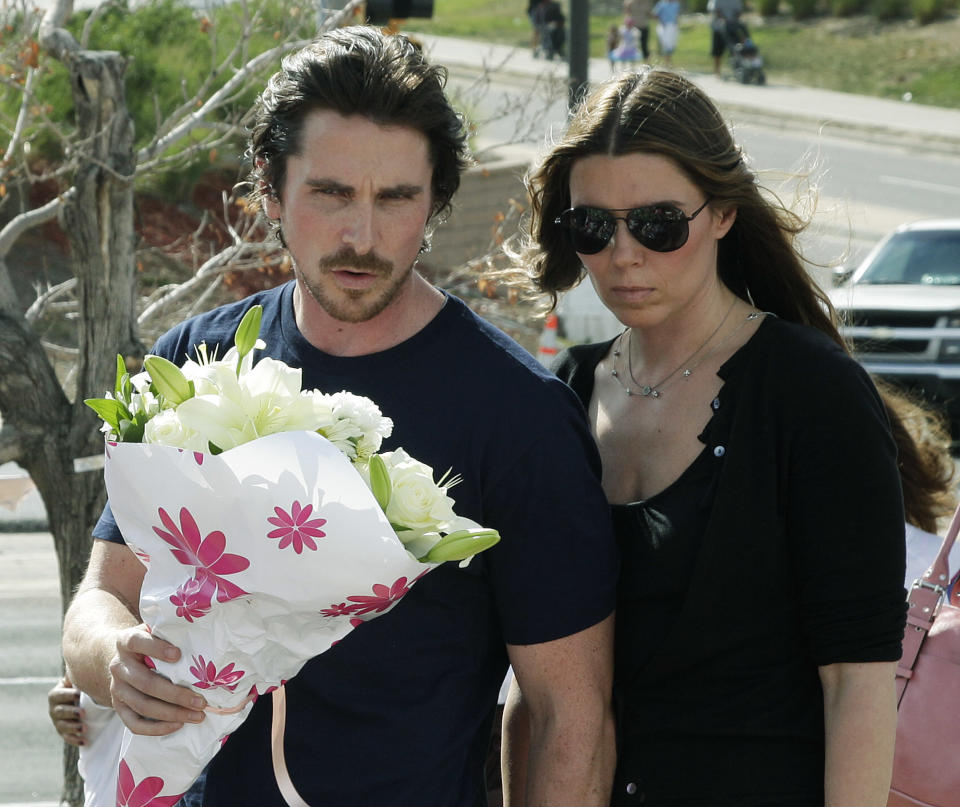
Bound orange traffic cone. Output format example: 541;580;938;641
537;313;559;365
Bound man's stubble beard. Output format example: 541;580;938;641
299;247;416;324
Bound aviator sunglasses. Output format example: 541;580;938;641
554;197;712;255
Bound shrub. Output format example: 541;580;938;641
832;0;869;13
758;0;781;16
790;0;820;18
911;0;948;21
873;0;909;18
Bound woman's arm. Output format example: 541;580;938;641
819;660;897;807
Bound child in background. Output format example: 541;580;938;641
607;24;621;71
653;0;681;65
612;16;640;68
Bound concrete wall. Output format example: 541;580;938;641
426;144;535;273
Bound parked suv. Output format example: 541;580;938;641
828;219;960;442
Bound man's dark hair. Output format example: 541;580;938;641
248;26;469;221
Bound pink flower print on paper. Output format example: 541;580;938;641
189;655;245;692
170;573;214;622
153;507;250;603
266;501;327;554
117;759;183;807
343;576;412;616
320;602;354;618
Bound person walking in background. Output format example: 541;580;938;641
612;15;641;69
652;0;681;65
623;0;652;61
60;26;618;806
504;67;906;806
531;0;566;59
708;0;742;74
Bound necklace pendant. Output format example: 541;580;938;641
625;387;633;396
682;369;691;378
611;369;619;377
640;385;653;397
651;389;660;398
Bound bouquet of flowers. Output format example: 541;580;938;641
85;305;499;806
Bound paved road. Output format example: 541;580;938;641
0;530;63;805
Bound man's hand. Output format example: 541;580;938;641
48;676;85;747
110;624;207;736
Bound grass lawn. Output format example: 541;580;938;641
405;0;960;106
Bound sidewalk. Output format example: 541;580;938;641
416;33;960;156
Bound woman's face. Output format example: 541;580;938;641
567;152;736;331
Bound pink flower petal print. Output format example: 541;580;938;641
189;655;245;691
117;759;183;807
169;574;214;622
343;576;411;615
266;501;327;554
152;507;250;603
320;602;353;618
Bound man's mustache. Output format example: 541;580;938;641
319;248;392;275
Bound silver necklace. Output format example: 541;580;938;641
611;304;763;398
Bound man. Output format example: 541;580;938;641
62;27;618;806
622;0;652;62
709;0;743;75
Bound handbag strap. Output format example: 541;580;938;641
896;503;960;705
271;686;311;807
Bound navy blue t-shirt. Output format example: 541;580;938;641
94;281;618;805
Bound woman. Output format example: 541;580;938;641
504;68;907;806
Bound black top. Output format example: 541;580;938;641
553;316;906;806
95;281;619;805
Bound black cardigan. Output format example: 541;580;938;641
553;316;906;804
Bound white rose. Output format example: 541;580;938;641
380;448;457;533
142;409;207;451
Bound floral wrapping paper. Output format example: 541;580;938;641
105;430;437;806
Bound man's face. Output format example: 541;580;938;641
265;110;435;324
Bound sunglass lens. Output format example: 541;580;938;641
626;206;688;252
561;208;614;255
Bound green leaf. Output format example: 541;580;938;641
84;398;122;432
234;305;263;361
368;454;392;512
143;355;193;405
118;419;144;443
423;529;501;563
114;354;126;398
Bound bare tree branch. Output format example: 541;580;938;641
25;278;77;325
0;188;74;258
39;0;80;59
4;67;38;165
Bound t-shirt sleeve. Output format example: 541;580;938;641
482;380;619;646
785;351;906;665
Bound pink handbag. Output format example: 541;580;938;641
888;504;960;807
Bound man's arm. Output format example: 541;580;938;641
504;613;615;807
819;660;897;807
62;539;206;735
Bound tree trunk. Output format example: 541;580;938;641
42;47;137;806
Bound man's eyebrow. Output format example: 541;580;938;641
379;183;426;196
305;178;352;192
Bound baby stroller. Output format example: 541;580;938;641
724;20;765;85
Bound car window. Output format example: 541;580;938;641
859;230;960;285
